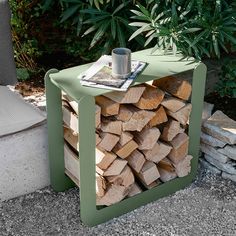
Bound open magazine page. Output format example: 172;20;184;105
78;55;147;91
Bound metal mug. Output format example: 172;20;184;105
112;48;131;79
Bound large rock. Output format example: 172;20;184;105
202;110;236;144
200;132;226;148
200;143;229;163
199;158;221;175
202;102;214;122
222;172;236;182
218;145;236;161
204;154;236;175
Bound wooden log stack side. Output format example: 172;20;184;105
62;78;193;206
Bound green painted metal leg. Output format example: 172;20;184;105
77;95;98;225
188;63;207;178
45;69;75;192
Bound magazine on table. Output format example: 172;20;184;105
78;55;147;91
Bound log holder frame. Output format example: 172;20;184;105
45;48;207;226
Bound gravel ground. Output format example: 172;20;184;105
0;167;236;236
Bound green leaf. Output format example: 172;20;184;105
151;44;159;54
146;29;155;37
191;30;207;46
233;89;236;98
76;16;83;36
144;33;156;47
129;24;151;41
82;25;98;36
90;21;110;48
113;2;126;15
182;28;201;33
137;4;150;18
117;22;126;47
130;9;146;18
222;31;236;45
94;0;100;9
60;5;80;22
16;68;30;81
129;22;150;27
111;18;116;39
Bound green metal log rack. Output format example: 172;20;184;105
45;48;207;226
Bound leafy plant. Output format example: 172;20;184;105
9;0;42;71
81;2;144;51
16;68;30;81
44;0;145;53
216;58;236;98
129;0;236;59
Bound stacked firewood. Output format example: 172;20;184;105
62;76;193;206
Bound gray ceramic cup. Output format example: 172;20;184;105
112;48;131;79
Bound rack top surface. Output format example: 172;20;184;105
49;48;199;100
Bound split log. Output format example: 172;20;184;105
157;167;177;182
115;105;133;122
142;179;162;190
101;119;122;135
65;168;107;198
64;127;79;151
64;143;80;181
98;133;120;152
135;127;161;150
96;166;105;176
113;140;138;159
95;96;120;116
134;84;165;110
168;133;189;164
127;149;146;173
96;173;106;197
157;158;175;172
65;169;80;186
161;96;186;112
147;106;168;127
104;85;146;104
119;132;134;146
95;105;101;128
142;141;172;163
123;109;156;132
64;144;110;197
166;103;192;125
127;183;142;197
136;161;160;186
96;184;130;206
62;93;78;115
106;165;135;187
96;151;117;170
64;127;103;156
103;158;127;176
173;155;193;177
161;119;184;142
153;76;192;101
62;104;78;133
95;133;101;145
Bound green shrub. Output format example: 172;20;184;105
129;0;236;59
216;58;236;98
42;0;145;54
9;0;42;72
16;68;30;81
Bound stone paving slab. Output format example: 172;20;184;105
202;110;236;145
0;169;235;236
